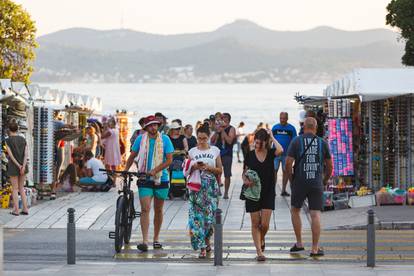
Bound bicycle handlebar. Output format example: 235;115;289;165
99;169;147;177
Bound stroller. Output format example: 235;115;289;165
168;151;188;200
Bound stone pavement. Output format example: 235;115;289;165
0;162;310;231
116;229;414;262
4;262;414;276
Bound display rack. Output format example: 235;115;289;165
33;106;54;185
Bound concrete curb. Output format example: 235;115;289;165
325;221;414;230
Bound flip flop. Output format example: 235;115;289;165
137;243;148;252
256;255;266;262
290;244;305;252
199;250;207;259
310;248;324;257
153;241;163;249
10;211;19;216
20;211;29;215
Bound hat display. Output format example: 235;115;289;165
143;115;161;128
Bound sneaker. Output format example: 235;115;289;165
281;191;290;197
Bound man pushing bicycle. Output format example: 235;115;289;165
125;115;174;252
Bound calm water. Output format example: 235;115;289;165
43;83;325;132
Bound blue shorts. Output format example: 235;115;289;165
138;187;169;200
274;155;286;171
79;177;107;185
137;180;169;200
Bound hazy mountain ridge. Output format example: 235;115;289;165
32;20;404;83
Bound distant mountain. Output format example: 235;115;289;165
32;20;405;83
37;19;401;52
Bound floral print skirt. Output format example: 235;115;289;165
188;172;219;250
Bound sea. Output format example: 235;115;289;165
42;83;325;133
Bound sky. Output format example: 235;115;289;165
14;0;394;37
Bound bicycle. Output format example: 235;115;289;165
100;169;146;253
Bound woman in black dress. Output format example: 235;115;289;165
242;128;283;261
5;120;30;216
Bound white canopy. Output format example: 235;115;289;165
324;68;414;102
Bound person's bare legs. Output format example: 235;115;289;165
18;175;29;213
224;176;231;198
153;197;165;243
139;196;152;244
250;212;264;257
290;207;303;247
282;168;289;193
260;209;272;248
10;176;19;214
309;210;321;253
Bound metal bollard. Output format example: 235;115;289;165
67;208;76;265
367;209;375;267
214;208;223;266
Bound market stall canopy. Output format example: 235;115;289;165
324;68;414;102
28;84;102;113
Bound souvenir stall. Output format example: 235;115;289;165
295;95;356;209
324;68;414;206
0;79;37;207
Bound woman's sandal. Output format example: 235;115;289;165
256;255;266;262
137;243;148;252
153;241;163;250
290;243;305;252
20;211;29;215
10;211;19;216
199;249;207;259
310;248;325;257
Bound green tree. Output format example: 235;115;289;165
0;0;37;82
386;0;414;66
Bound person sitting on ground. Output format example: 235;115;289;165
79;150;109;189
52;151;84;193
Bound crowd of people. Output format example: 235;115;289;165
5;108;332;262
121;110;332;261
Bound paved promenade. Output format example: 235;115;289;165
5;262;414;276
1;163;309;231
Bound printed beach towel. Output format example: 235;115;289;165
136;132;164;182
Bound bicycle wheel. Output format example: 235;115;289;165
124;192;135;244
114;195;125;253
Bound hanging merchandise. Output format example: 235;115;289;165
328;118;354;176
33;106;55;185
328;99;351;118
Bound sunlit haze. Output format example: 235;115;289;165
14;0;393;36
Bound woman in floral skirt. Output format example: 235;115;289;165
187;123;222;258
